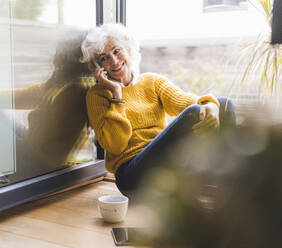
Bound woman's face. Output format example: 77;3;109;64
96;38;132;85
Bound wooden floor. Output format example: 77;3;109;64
0;178;147;248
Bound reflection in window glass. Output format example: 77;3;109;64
0;0;96;186
127;0;273;120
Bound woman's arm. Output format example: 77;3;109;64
0;83;45;109
154;75;220;115
86;85;132;155
153;74;220;133
154;75;198;115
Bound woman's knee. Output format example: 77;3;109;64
168;104;201;131
181;104;201;123
181;99;235;126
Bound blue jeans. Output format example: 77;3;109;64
115;97;236;198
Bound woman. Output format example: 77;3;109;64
81;24;236;197
0;29;93;184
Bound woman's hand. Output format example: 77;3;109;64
192;102;220;134
91;64;122;99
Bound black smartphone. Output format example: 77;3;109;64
92;59;100;68
111;227;152;246
91;59;108;81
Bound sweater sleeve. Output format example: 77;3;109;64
86;85;132;155
0;83;45;109
154;75;220;115
197;94;220;108
154;75;198;116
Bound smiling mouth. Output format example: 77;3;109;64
112;62;124;72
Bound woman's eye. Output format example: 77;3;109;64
100;57;105;62
114;49;120;54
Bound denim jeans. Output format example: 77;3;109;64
115;97;236;198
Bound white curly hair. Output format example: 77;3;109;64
80;23;141;76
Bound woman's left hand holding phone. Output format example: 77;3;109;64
91;61;122;99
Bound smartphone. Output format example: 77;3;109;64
92;59;108;81
111;227;152;246
92;59;100;68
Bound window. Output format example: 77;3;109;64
126;0;269;120
0;0;125;212
0;0;97;186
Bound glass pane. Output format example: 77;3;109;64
127;0;277;121
0;0;16;176
0;0;96;186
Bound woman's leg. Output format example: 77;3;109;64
115;97;236;197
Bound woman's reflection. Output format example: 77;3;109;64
0;29;94;184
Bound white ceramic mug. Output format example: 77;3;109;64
98;195;129;223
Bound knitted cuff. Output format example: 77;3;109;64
197;94;220;108
110;98;125;104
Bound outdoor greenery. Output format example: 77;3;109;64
169;60;227;96
2;0;50;21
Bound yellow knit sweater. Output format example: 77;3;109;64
86;73;219;174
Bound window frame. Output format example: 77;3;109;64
0;161;106;212
96;0;126;25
